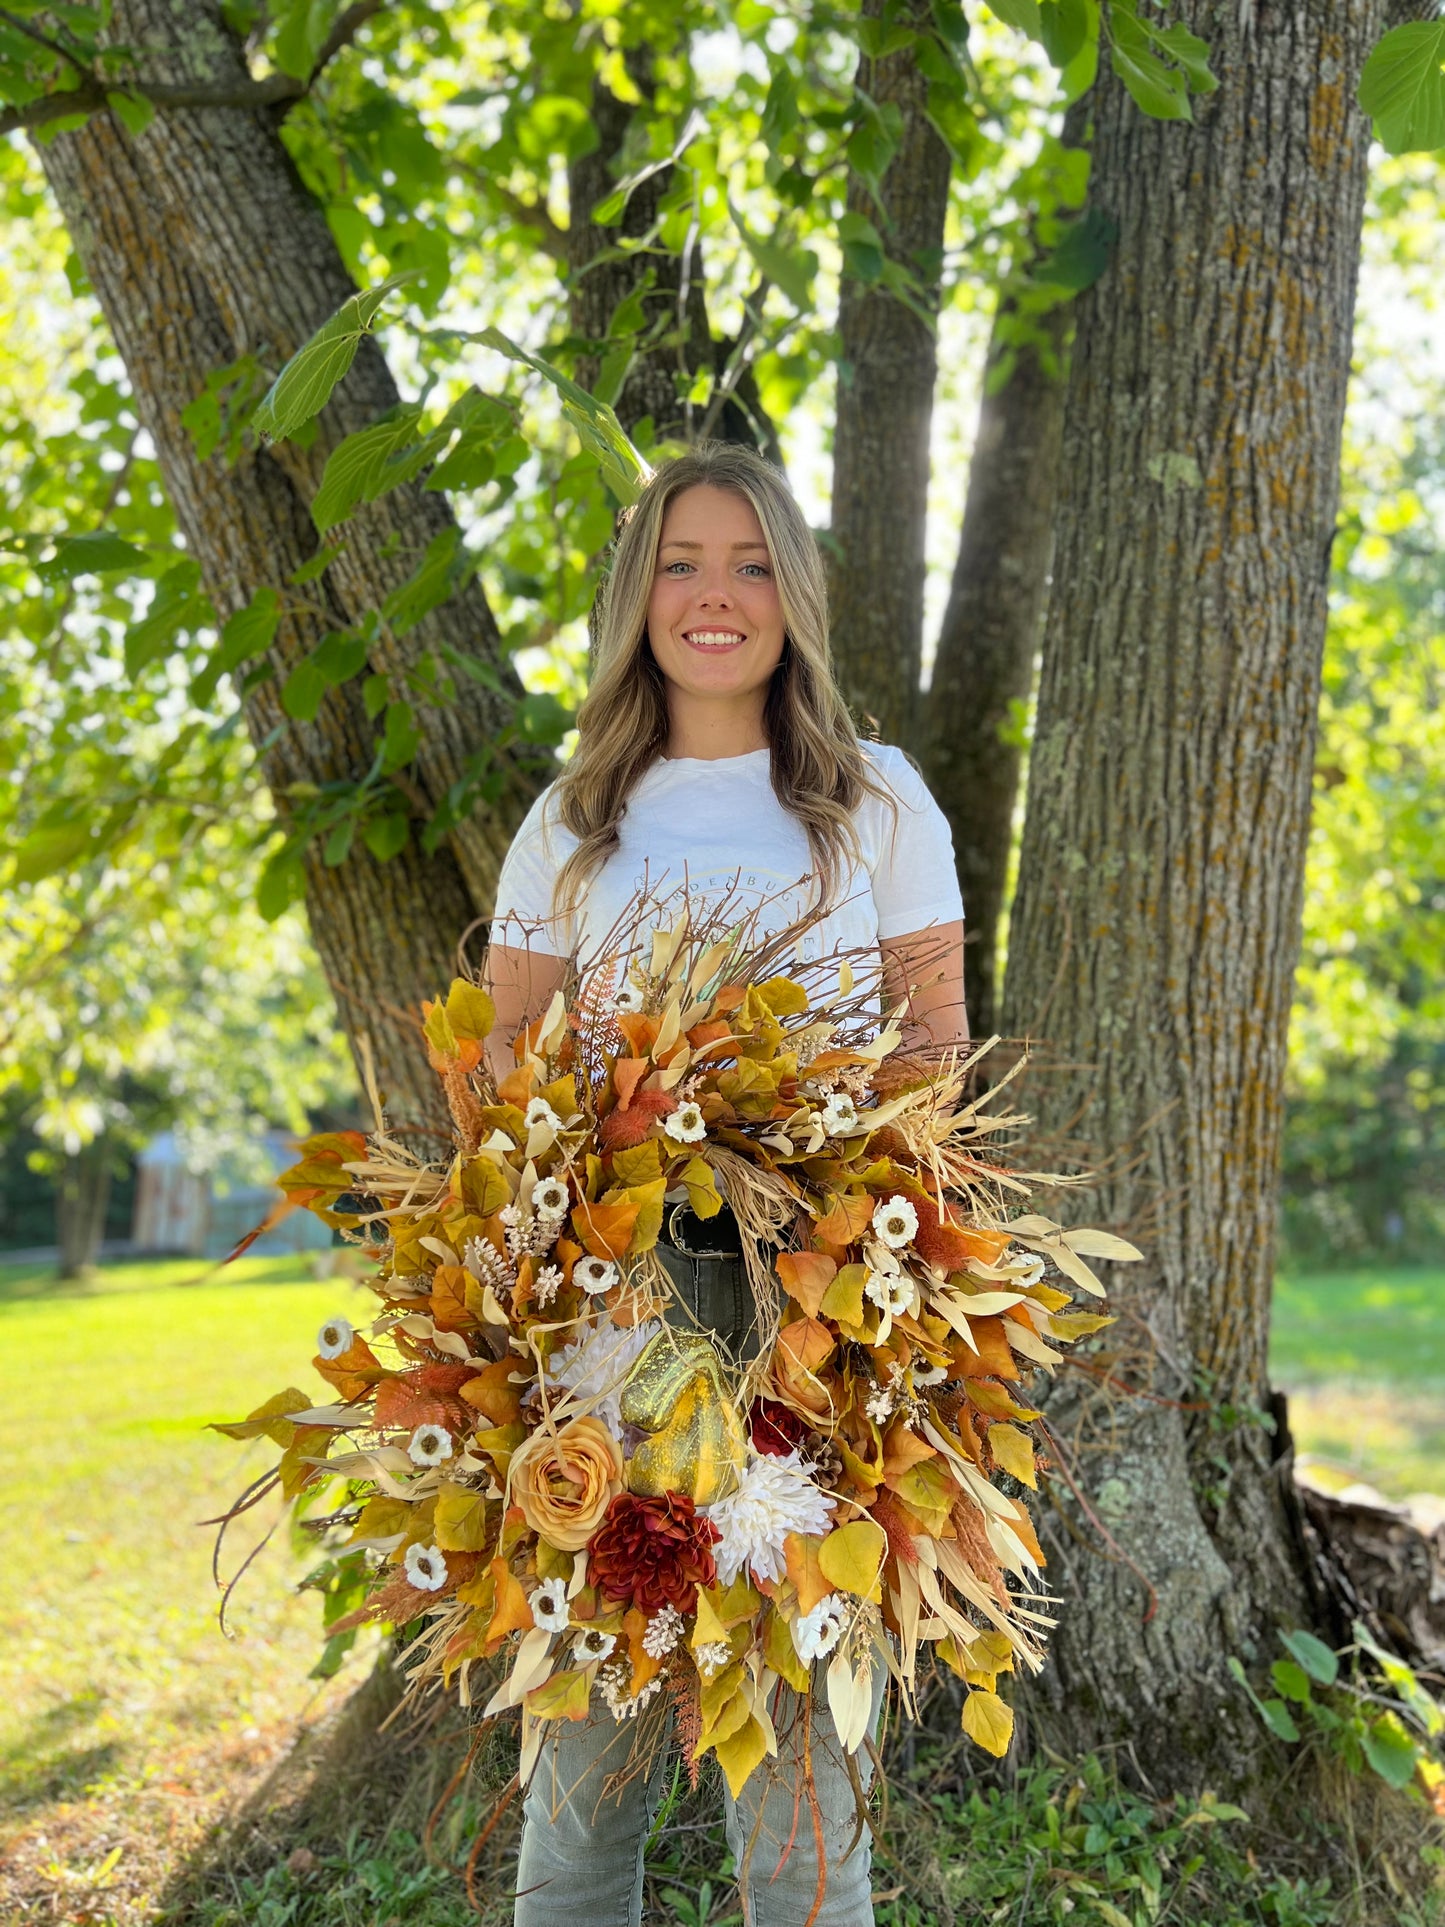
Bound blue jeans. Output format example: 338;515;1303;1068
513;1247;882;1925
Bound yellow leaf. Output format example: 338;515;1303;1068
423;997;459;1058
763;1604;810;1693
623;1176;669;1254
445;978;496;1042
680;1155;723;1219
819;1262;868;1325
471;1421;526;1478
692;1588;730;1648
961;1688;1015;1757
210;1387;310;1446
277;1426;330;1498
573;1191;639;1260
784;1532;833;1614
461;1158;511;1219
486;1559;533;1650
525;1668;592;1722
349;1496;408;1545
435;1482;493;1552
818;1518;887;1601
814;1193;875;1245
756;976;810;1016
611;1140;663;1187
711;1713;771;1798
988;1422;1038;1489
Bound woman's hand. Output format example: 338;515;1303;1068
481;941;570;1085
879;919;969;1051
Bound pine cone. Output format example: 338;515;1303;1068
805;1431;844;1490
589;1491;720;1615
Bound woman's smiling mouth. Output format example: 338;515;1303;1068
683;628;748;649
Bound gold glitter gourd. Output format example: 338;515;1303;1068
621;1331;747;1505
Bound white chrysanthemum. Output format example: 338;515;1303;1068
704;1450;836;1586
864;1268;915;1317
872;1194;919;1249
574;1256;620;1297
404;1543;448;1592
317;1316;353;1360
663;1101;707;1144
525;1097;561;1132
530;1577;570;1633
820;1092;859;1135
532;1177;570;1220
574;1626;616;1664
547;1318;663;1436
642;1604;684;1658
611;982;645;1014
407;1422;454;1467
794;1592;846;1662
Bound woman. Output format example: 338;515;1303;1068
483;440;968;1927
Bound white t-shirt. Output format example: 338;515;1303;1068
490;744;964;987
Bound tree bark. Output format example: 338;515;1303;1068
920;301;1068;1037
56;1140;111;1279
826;0;952;743
1001;3;1396;1788
37;0;551;1124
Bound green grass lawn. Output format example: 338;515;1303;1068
0;1250;1440;1925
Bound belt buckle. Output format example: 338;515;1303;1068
667;1201;735;1260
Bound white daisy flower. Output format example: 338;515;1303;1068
663;1101;707;1144
872;1194;919;1249
407;1422;454;1467
404;1543;448;1592
794;1592;846;1662
525;1097;561;1132
703;1449;836;1586
573;1256;620;1297
864;1269;915;1317
611;982;645;1014
912;1360;950;1387
532;1177;570;1221
574;1626;617;1664
529;1577;570;1633
316;1316;354;1360
820;1092;859;1135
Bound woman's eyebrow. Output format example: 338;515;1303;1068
659;539;771;552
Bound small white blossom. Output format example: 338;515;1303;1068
820;1092;859;1135
794;1592;846;1662
694;1640;732;1679
663;1101;707;1144
864;1268;915;1318
574;1626;617;1664
611;982;645;1014
872;1194;919;1249
534;1263;564;1309
704;1449;836;1585
574;1256;620;1296
864;1387;895;1425
316;1317;353;1360
525;1098;561;1132
642;1604;684;1658
533;1177;570;1221
404;1543;448;1592
530;1578;570;1633
912;1360;949;1387
407;1422;454;1467
599;1659;665;1719
1010;1252;1047;1288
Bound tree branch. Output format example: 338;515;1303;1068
1;1;386;140
451;162;570;263
0;6;90;76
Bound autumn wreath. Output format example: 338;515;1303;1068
216;911;1137;1795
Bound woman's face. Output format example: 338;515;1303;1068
645;484;787;712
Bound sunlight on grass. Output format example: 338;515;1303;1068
0;1253;382;1923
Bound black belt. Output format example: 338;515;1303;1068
661;1199;744;1259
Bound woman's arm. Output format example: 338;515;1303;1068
879;918;969;1050
481;941;570;1085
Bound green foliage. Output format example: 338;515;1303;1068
1230;1625;1445;1806
1359;21;1445;157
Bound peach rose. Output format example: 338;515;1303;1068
508;1416;624;1551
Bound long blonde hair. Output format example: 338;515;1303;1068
552;441;888;918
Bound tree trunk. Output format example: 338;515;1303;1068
826;0;952;742
920;301;1067;1036
1001;3;1394;1789
37;0;551;1124
56;1140;111;1279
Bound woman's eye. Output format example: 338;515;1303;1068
741;563;771;578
